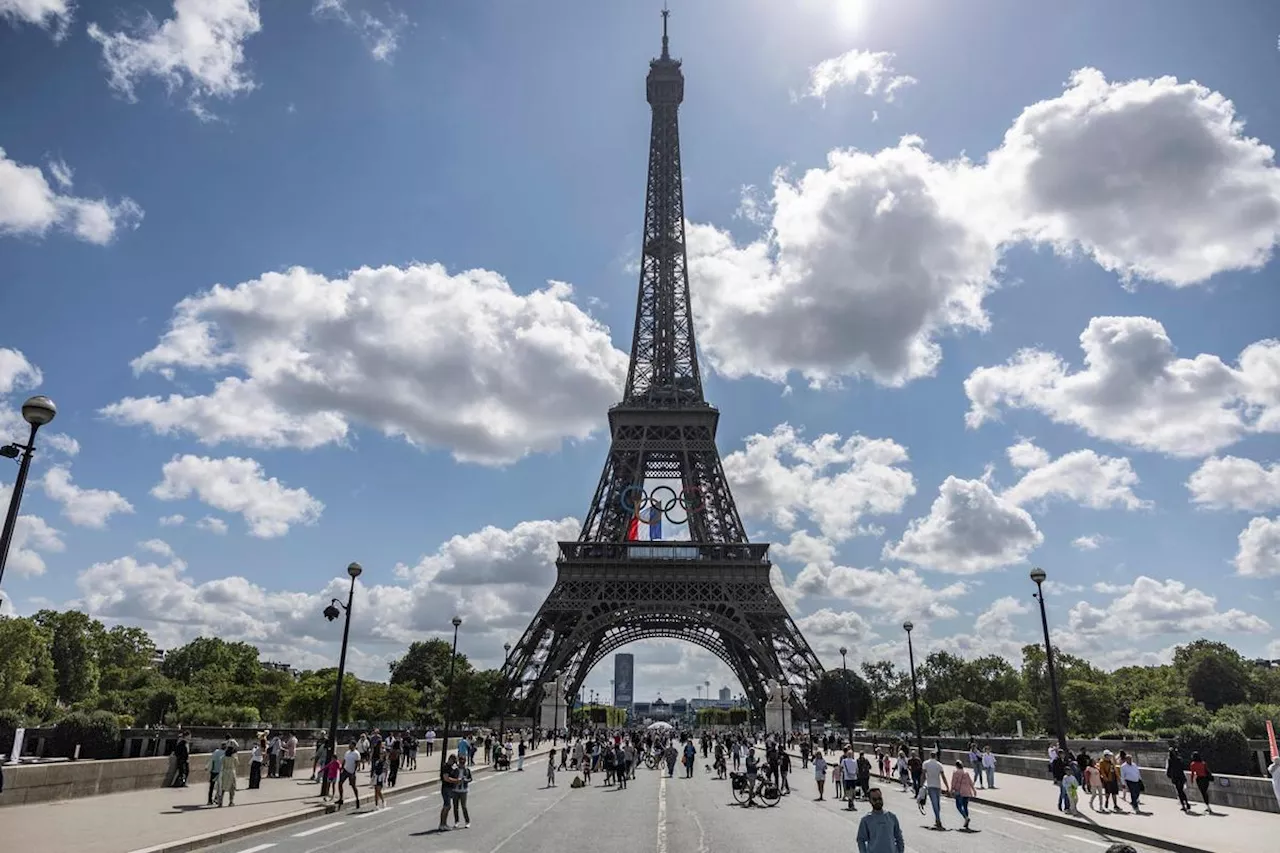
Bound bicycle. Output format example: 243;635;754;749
643;752;659;771
729;772;781;807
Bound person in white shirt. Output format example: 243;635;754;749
921;753;950;830
1119;755;1142;813
337;741;362;810
840;751;859;811
425;729;437;757
981;746;996;789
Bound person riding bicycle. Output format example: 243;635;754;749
714;742;727;779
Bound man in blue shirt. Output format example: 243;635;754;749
856;788;904;853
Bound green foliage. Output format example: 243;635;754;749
1172;721;1253;776
0;616;56;718
1061;678;1120;736
1212;703;1280;739
805;669;872;728
859;660;903;726
0;708;23;754
1184;653;1250;712
1128;696;1210;732
52;710;121;760
932;698;989;735
34;610;101;706
577;704;628;727
920;651;969;707
881;703;930;735
988;700;1039;735
1020;644;1105;732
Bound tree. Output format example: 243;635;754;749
1185;654;1250;712
95;625;156;693
881;703;931;736
806;669;872;728
1127;696;1210;732
282;671;337;727
34;610;101;705
859;660;902;726
932;698;990;735
161;637;260;687
1061;679;1119;735
920;651;968;707
962;656;1022;706
1020;644;1105;732
0;616;56;717
988;699;1038;736
456;669;503;723
389;639;468;692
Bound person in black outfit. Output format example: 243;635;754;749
173;733;190;787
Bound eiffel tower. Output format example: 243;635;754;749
501;11;824;722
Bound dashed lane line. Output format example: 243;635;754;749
292;823;340;838
400;795;428;804
1064;834;1110;848
236;845;277;853
656;773;668;853
1000;816;1046;829
353;806;392;819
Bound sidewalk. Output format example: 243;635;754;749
800;747;1275;853
0;757;471;853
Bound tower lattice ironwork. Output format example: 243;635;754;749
501;12;824;722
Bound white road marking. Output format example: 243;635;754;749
236;845;277;853
487;787;571;853
1064;834;1109;848
657;773;668;853
400;795;428;804
1000;816;1046;829
293;823;341;837
354;806;391;818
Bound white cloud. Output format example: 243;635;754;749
883;476;1042;573
686;138;1001;388
1072;534;1103;551
689;69;1280;391
1002;446;1148;510
41;466;135;528
965;316;1280;457
0;0;71;37
795;608;875;659
804;49;917;103
721;424;914;541
87;0;262;120
0;349;79;455
987;68;1280;287
138;538;176;560
0;480;64;577
1007;439;1051;471
195;515;227;534
786;551;969;623
46;158;72;189
152;455;323;538
1234;516;1280;578
771;529;838;568
103;264;629;465
1187;456;1280;512
313;0;407;62
0;348;41;394
0;148;142;244
1068;576;1270;637
940;595;1033;662
158;513;185;526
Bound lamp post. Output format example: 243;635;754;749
323;562;363;764
1030;567;1068;754
0;396;57;601
903;621;924;759
439;616;463;774
498;641;512;742
839;646;852;747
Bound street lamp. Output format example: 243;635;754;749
497;641;512;742
1030;567;1068;754
0;396;57;600
839;646;852;747
323;562;362;765
903;621;924;759
439;616;463;774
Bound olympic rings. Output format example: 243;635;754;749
619;484;705;525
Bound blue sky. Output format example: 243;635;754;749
1;0;1278;703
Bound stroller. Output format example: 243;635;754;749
495;746;511;771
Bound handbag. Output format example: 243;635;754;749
1137;779;1145;792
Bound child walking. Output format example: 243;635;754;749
546;749;557;787
322;754;340;800
372;755;388;810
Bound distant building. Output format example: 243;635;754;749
719;686;731;701
614;653;635;712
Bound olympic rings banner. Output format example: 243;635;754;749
620;484;705;525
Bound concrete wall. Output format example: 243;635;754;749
841;740;1278;814
0;747;317;807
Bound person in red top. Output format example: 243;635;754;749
1187;751;1215;814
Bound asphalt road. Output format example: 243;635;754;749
196;761;1163;853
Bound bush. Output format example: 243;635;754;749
932;698;989;735
1171;722;1252;776
1093;729;1156;740
52;710;121;760
1154;727;1181;739
1128;697;1210;732
0;708;23;757
1212;704;1280;739
988;700;1039;736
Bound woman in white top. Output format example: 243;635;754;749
812;753;827;801
249;739;264;789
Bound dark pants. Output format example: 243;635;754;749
1172;776;1190;809
281;757;294;778
174;758;189;787
388;757;399;786
1196;776;1211;807
268;753;279;777
207;773;218;804
249;762;262;789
